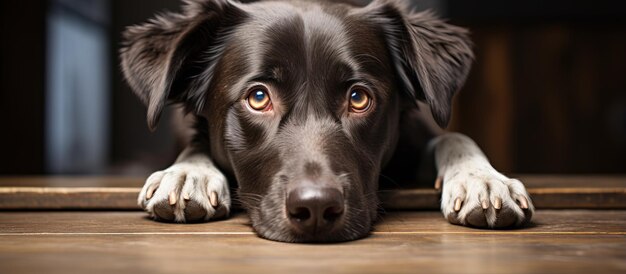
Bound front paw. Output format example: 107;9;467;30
137;163;231;222
440;166;534;228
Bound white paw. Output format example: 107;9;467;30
440;163;534;228
137;163;231;222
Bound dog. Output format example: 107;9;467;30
120;0;534;242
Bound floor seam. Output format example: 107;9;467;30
0;231;624;236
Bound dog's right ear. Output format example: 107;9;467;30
361;0;474;128
120;0;246;131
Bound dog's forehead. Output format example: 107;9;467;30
229;1;388;83
242;0;352;36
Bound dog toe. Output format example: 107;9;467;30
493;206;519;228
506;178;535;224
183;200;208;222
152;200;176;221
464;207;488;227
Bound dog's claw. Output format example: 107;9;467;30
209;191;219;208
481;199;489;209
146;184;158;200
168;191;177;205
183;193;190;201
434;176;443;191
494;197;502;210
454;198;462;212
518;196;529;209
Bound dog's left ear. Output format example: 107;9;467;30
120;0;246;131
364;0;474;128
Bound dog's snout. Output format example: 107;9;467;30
287;187;344;234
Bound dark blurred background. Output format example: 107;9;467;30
0;0;624;176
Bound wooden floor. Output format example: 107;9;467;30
1;176;624;273
1;175;625;210
1;210;625;274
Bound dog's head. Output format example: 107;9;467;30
121;0;472;242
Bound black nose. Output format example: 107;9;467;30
286;187;345;235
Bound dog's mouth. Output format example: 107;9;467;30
240;174;376;243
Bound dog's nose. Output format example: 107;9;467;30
286;187;344;234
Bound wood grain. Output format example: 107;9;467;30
0;187;139;209
0;176;624;209
0;210;624;274
0;210;624;235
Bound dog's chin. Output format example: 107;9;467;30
247;207;373;243
253;220;372;243
261;230;370;243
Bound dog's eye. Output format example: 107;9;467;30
349;88;371;113
247;86;272;111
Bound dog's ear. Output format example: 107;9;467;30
120;0;246;131
364;0;474;128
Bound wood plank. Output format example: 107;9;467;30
0;210;624;274
380;186;626;209
0;177;143;188
517;175;626;188
0;211;252;234
0;210;624;235
2;234;624;274
3;175;624;188
0;187;139;209
0;176;624;209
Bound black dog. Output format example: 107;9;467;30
121;0;533;242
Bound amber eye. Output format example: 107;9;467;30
247;86;272;111
349;88;371;113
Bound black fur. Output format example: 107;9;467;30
120;0;473;242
